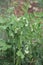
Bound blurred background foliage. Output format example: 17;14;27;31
0;0;43;15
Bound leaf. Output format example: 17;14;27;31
0;39;11;51
17;50;24;59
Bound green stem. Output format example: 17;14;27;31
16;56;21;65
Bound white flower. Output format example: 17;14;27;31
25;50;29;54
17;17;21;21
23;17;26;20
17;18;20;21
15;28;19;33
25;24;28;27
25;46;29;54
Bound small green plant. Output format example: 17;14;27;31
0;13;43;65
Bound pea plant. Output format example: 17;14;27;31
0;13;43;65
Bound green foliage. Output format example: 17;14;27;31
0;12;43;65
38;0;43;7
0;0;43;65
0;39;11;51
